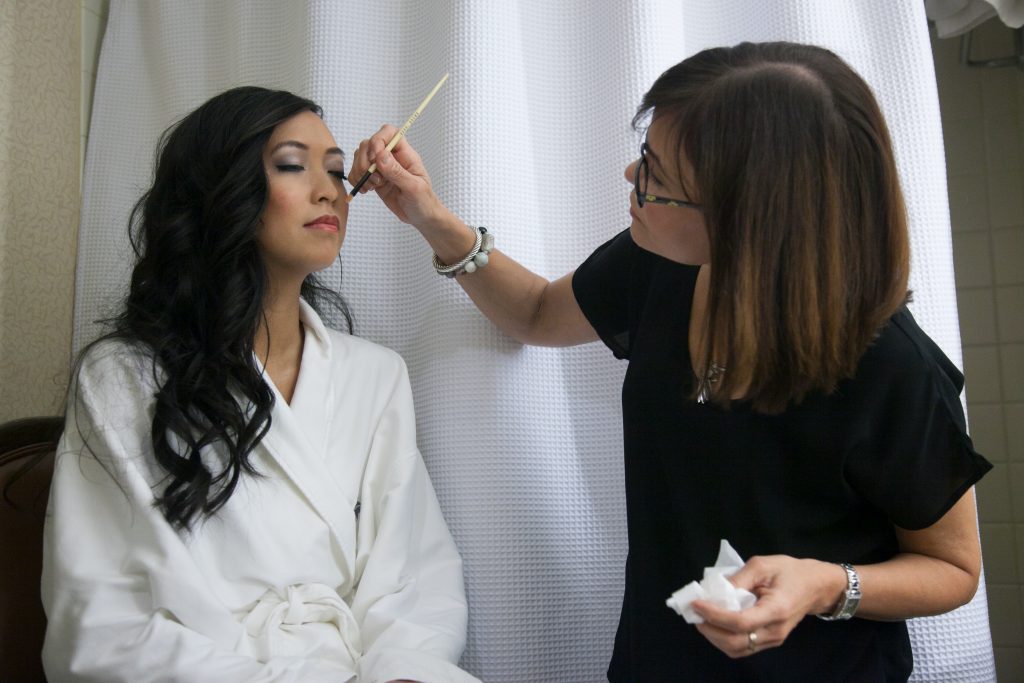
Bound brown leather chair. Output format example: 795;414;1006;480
0;416;63;683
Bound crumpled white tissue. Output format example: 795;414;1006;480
665;539;757;624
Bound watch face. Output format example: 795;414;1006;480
816;564;861;620
840;593;860;618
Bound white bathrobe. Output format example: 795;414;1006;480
42;301;480;683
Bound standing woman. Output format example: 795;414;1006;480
352;42;992;680
43;87;479;683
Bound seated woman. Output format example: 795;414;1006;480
42;87;479;683
351;42;992;681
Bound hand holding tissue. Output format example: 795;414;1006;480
666;540;757;624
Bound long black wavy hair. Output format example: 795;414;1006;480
80;86;352;531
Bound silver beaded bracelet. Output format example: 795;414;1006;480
432;226;494;278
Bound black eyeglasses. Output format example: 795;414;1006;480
634;142;700;209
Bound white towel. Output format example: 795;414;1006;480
925;0;1024;37
666;540;758;624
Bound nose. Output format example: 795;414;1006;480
624;158;638;186
313;167;339;204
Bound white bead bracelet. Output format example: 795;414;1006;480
432;226;494;278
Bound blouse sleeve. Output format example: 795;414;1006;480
349;357;480;683
842;310;993;530
42;345;358;682
571;229;659;359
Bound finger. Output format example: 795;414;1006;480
691;599;774;634
722;555;775;593
375;123;400;141
387;134;426;172
350;143;388;194
349;139;372;184
372;146;419;192
697;621;785;659
368;124;401;160
690;600;751;631
695;623;759;659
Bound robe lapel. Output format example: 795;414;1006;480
255;306;356;574
287;320;333;461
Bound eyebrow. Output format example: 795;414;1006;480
270;141;344;157
646;140;695;199
645;145;669;177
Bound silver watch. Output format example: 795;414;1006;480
817;563;861;621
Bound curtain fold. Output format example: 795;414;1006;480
75;2;993;680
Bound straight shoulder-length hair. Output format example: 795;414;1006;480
637;42;910;413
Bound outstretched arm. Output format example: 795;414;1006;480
350;125;598;348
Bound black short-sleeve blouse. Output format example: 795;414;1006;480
572;229;992;682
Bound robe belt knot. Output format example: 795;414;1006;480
240;583;362;666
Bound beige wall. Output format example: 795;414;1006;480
932;19;1024;681
0;0;81;421
81;0;109;177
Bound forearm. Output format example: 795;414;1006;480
850;552;980;620
352;130;597;346
418;209;595;347
817;489;982;621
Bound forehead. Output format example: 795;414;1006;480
645;115;677;156
645;114;699;196
645;118;684;175
266;110;338;151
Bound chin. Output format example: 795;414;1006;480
628;223;651;251
311;256;340;273
628;223;670;259
629;225;707;265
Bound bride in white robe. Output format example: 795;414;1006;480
42;87;480;683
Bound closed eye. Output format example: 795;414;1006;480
647;168;665;188
276;164;304;172
329;170;347;182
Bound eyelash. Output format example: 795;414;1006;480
275;164;347;182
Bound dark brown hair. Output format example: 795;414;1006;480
635;42;910;413
73;87;353;530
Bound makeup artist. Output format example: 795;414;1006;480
43;86;479;683
351;42;992;681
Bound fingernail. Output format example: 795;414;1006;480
377;151;392;167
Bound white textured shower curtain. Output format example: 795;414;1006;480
75;1;994;680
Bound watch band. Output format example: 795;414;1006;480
817;563;861;621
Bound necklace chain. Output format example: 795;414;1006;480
695;363;726;404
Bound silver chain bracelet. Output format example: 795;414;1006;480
433;226;494;278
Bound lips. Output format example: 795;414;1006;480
304;214;340;232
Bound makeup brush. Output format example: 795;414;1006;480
347;73;449;201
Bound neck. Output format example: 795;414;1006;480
254;278;304;368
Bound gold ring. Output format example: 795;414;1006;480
747;631;758;653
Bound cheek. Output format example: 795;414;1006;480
334;193;349;221
333;196;349;244
265;170;316;216
635;210;711;264
264;185;299;219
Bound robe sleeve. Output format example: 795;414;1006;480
42;345;359;683
349;357;480;683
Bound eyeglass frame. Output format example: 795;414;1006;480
633;141;701;209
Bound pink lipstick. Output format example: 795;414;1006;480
304;215;340;232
